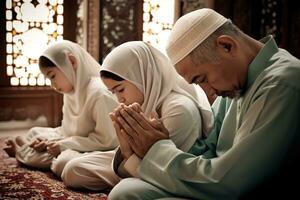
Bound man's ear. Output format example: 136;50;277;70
68;54;77;70
216;35;237;55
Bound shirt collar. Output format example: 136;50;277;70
245;35;279;89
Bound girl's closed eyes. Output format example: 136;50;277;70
102;77;144;106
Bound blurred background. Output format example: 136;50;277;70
0;0;299;135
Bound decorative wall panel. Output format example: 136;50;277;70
99;0;142;62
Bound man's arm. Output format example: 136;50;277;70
120;85;300;199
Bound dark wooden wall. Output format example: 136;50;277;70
179;0;300;59
214;0;300;59
98;0;143;62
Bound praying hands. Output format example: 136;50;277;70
110;103;169;159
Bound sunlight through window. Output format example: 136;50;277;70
6;0;64;86
143;0;176;53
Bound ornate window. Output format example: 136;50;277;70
6;0;64;87
142;0;177;52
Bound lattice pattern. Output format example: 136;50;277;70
6;0;64;86
143;0;175;53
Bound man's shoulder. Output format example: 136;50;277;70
256;49;300;90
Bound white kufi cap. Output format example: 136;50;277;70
166;8;228;65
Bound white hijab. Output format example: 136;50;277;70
101;41;213;136
41;40;102;131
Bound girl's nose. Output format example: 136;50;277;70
117;96;125;103
51;82;57;91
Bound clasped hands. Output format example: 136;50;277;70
29;137;61;157
109;103;169;159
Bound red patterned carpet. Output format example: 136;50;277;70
0;138;108;200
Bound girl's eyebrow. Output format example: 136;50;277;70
111;83;122;91
46;70;54;78
46;70;52;76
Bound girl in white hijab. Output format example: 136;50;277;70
99;41;213;177
8;40;120;190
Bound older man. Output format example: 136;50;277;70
108;8;300;199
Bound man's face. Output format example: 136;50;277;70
175;55;242;98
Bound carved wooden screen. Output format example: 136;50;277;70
214;0;300;58
98;0;143;62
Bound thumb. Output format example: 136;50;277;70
150;111;159;120
149;112;163;129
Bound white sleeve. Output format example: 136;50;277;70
161;94;201;152
58;93;119;152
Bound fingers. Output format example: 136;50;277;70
33;140;48;152
29;139;39;148
29;141;36;148
114;104;126;117
150;111;159;120
4;139;14;146
46;142;61;157
117;114;139;138
130;103;143;113
46;143;54;154
121;106;153;131
109;112;117;121
112;120;123;139
125;130;144;158
149;112;163;129
29;137;47;148
119;129;134;159
116;105;167;140
111;114;134;159
110;112;125;132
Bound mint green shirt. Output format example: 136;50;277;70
138;36;300;199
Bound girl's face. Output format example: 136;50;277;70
41;66;73;93
102;78;144;106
